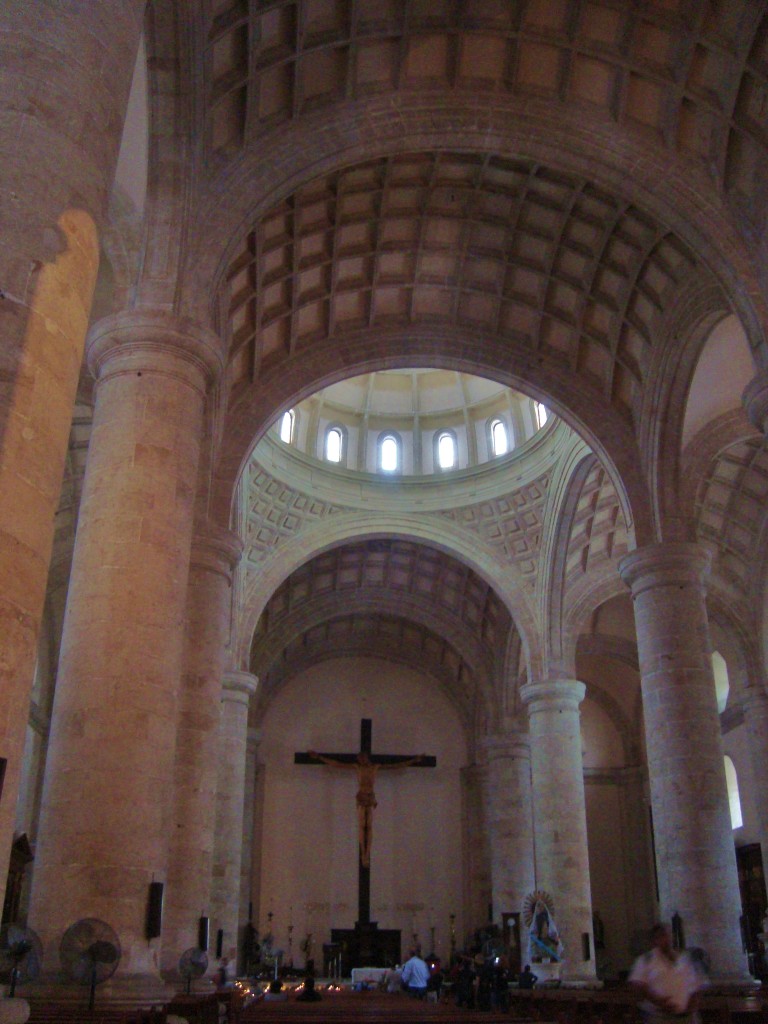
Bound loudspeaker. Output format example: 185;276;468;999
582;932;591;961
216;928;224;958
146;881;164;940
198;916;209;952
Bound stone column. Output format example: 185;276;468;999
520;679;597;986
239;728;261;969
619;767;657;945
0;2;144;906
161;523;243;976
28;311;222;996
461;763;491;935
619;542;750;983
482;732;535;926
740;690;768;882
211;671;258;963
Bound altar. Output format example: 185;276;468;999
350;966;391;987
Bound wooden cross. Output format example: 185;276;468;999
295;719;436;924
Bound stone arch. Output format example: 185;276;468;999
640;282;734;542
132;0;196;308
249;590;493;741
539;443;600;676
579;678;641;767
214;323;651;544
235;511;542;682
562;569;631;675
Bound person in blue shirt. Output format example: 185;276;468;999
401;948;430;998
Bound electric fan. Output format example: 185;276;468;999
59;918;121;1009
0;923;42;996
178;947;208;995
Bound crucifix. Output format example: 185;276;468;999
295;719;436;925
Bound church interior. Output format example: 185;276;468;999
4;0;768;1014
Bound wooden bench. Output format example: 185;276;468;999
27;1004;168;1024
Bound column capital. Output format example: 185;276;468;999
86;309;224;390
618;542;711;596
481;731;530;763
743;368;768;435
520;678;586;711
222;670;258;704
191;521;244;581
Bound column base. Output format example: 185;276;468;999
706;973;761;995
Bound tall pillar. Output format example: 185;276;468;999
162;523;243;976
461;763;490;934
740;690;768;881
482;732;535;926
28;311;222;995
520;679;598;986
239;728;261;970
0;3;143;905
619;543;750;983
211;671;258;963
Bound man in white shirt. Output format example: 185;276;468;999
629;923;706;1022
401;948;430;998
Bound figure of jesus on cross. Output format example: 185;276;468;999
296;720;436;872
308;749;425;866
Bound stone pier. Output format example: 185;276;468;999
619;542;751;985
521;680;598;986
211;670;258;962
28;311;222;996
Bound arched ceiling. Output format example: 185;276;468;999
249;537;515;728
202;0;768;237
695;436;768;602
225;150;703;425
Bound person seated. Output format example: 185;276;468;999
296;975;322;1002
264;979;288;1001
518;964;538;989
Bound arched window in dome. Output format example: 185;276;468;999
325;425;344;464
723;755;743;829
378;432;401;473
436;430;457;470
279;408;296;444
489;417;509;457
534;402;549;430
712;650;730;713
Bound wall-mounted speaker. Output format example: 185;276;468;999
198;916;209;952
146;881;164;940
216;928;224;959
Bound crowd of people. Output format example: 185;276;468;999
397;944;541;1011
213;921;709;1022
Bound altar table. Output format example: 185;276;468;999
350;966;392;987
